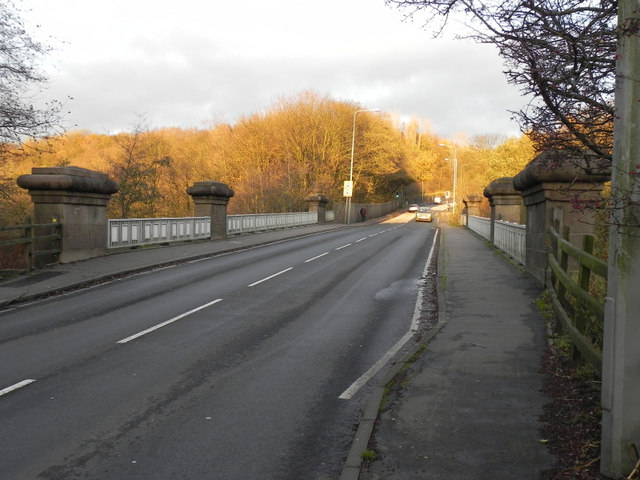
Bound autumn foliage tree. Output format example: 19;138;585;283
214;92;411;213
1;90;536;222
397;119;535;209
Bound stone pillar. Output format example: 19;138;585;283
460;195;482;227
186;181;234;240
483;177;524;244
305;194;329;224
462;195;483;216
17;166;119;265
484;177;524;223
513;152;609;285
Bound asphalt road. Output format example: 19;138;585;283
0;212;437;480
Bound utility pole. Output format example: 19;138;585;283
345;108;380;224
600;1;640;477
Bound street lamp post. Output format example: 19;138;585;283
439;143;458;214
345;108;380;223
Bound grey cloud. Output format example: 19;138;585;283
43;32;523;138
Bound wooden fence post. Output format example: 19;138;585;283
24;217;32;271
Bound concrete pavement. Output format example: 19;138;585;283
345;221;556;479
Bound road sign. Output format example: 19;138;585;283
343;181;353;197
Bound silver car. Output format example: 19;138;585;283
415;206;433;222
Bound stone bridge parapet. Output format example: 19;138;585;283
17;167;119;264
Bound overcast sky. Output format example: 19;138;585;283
22;0;526;139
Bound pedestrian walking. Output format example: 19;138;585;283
360;206;367;222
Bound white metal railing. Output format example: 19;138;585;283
227;211;318;235
467;215;491;241
108;217;211;248
494;220;526;266
108;211;326;248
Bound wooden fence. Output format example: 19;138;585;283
547;224;606;371
0;221;61;275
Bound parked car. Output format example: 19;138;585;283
408;204;419;212
415;206;433;222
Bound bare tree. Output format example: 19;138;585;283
0;0;62;147
386;0;617;163
0;1;64;226
107;120;172;218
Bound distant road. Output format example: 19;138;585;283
0;212;437;479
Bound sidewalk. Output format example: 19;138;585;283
351;222;556;479
0;223;344;306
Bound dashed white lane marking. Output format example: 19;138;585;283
117;298;223;344
247;267;294;287
338;230;439;400
116;224;406;346
0;379;36;397
305;252;330;263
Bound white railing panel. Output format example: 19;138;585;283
108;217;211;248
109;211;322;248
467;215;491;241
227;212;318;235
494;220;526;266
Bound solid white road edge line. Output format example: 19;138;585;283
338;332;412;400
117;298;223;344
305;252;330;263
411;230;439;332
338;230;439;400
247;267;293;287
0;379;36;397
